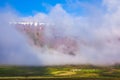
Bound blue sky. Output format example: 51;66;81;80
0;0;102;16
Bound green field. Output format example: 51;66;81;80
0;65;120;80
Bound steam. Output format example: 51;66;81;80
0;0;120;66
0;12;41;65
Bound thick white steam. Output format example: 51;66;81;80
0;0;120;66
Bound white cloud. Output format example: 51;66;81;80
103;0;120;11
0;0;120;66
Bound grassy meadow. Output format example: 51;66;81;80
0;65;120;80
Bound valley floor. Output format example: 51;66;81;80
0;65;120;80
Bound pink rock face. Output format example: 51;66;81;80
15;24;45;47
50;37;78;55
14;23;79;56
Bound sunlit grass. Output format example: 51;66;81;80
0;65;120;79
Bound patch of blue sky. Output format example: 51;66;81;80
0;0;104;16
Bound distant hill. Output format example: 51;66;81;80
10;22;79;56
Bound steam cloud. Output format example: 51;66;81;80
0;0;120;66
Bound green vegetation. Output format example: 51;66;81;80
0;65;120;80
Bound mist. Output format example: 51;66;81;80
0;0;120;66
0;11;41;65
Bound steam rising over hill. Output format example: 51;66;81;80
0;0;120;66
